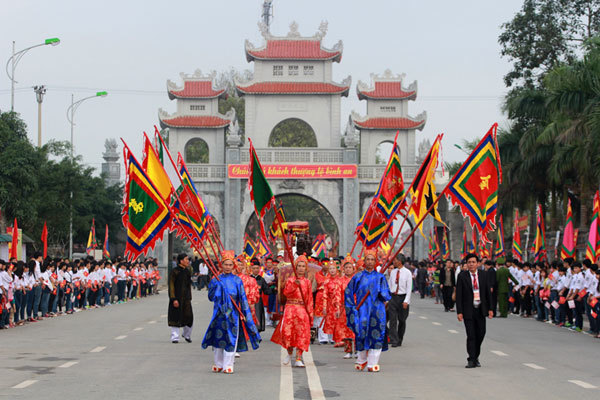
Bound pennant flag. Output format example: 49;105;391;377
533;204;547;262
479;235;490;259
560;199;576;260
243;236;257;258
462;226;468;259
355;208;392;249
446;123;502;239
269;201;287;240
86;218;97;256
408;134;444;233
493;215;505;259
10;218;18;260
258;235;272;258
441;227;450;259
41;221;48;259
512;210;523;262
586;191;600;262
374;131;406;220
429;228;440;261
103;224;110;259
122;143;172;261
248;139;275;242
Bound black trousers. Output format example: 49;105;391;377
387;294;409;345
463;311;486;362
418;282;426;298
442;286;454;310
490;290;498;317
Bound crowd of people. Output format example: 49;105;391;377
0;253;161;329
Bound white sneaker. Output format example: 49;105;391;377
343;353;352;359
282;354;291;365
353;352;358;358
234;352;240;358
294;359;305;368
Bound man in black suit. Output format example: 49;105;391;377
456;253;493;368
439;259;456;312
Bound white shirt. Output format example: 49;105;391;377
520;270;534;287
199;264;209;275
388;267;413;304
41;271;53;291
570;272;583;292
118;268;127;281
103;267;113;283
0;270;12;290
470;271;481;307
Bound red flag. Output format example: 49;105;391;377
41;221;48;259
10;218;18;260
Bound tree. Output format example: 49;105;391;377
268;118;317;147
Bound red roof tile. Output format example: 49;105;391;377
246;40;341;62
236;82;349;96
160;115;230;129
168;81;226;99
354;117;425;130
357;81;416;100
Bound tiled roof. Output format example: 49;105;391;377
357;81;416;100
160;115;230;129
353;117;425;130
236;82;349;96
246;40;342;62
168;81;226;100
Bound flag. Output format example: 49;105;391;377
586;191;600;262
41;221;48;259
122;143;172;261
86;218;97;255
471;228;478;257
429;229;440;260
446;123;502;239
243;236;257;258
533;204;547;262
408;134;444;233
560;199;576;260
462;227;468;259
269;201;287;240
441;227;450;259
10;218;18;260
143;133;173;202
374;131;406;220
479;235;490;258
103;224;110;259
493;215;505;259
512;210;523;262
355;208;392;249
258;235;272;258
248;139;275;241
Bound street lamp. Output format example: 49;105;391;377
454;144;470;156
66;91;108;259
5;38;60;111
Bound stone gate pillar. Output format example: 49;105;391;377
342;142;359;257
224;134;242;252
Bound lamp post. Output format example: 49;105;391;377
33;85;46;147
6;38;60;112
66;91;108;259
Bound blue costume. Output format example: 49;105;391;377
345;269;391;352
202;273;261;353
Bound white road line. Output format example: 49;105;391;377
90;346;106;353
114;335;127;340
419;316;428;320
58;361;79;368
523;363;546;370
12;380;37;389
303;350;326;400
160;314;167;318
279;348;294;400
448;329;459;334
568;380;597;389
133;327;144;331
432;322;442;326
491;350;508;357
148;320;157;324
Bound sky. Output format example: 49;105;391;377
1;0;524;177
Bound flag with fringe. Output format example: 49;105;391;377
560;199;576;260
586;191;600;262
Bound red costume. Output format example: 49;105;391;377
239;273;260;326
314;270;328;317
270;276;314;352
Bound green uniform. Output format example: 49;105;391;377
495;266;518;317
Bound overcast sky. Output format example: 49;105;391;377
1;0;523;176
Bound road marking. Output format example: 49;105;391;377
303;350;326;400
419;316;428;320
160;314;167;318
58;361;79;368
432;322;442;326
148;320;157;324
115;335;127;340
448;329;459;334
279;348;294;400
568;380;597;389
491;350;508;357
523;363;546;370
90;346;106;353
133;327;144;331
12;380;37;389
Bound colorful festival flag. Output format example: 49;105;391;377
512;210;523;262
142;133;173;202
446;123;502;239
10;218;18;260
494;215;505;259
248;139;275;242
103;224;110;259
471;228;478;257
355;209;392;249
374;131;406;220
258;235;272;258
586;191;600;262
41;221;48;259
441;227;450;260
243;236;257;258
462;226;468;259
533;204;547;262
122;143;172;261
269;201;287;240
560;199;576;260
86;218;97;255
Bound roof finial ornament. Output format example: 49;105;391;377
315;21;328;40
261;0;273;31
288;21;300;38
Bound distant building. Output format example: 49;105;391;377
101;139;121;187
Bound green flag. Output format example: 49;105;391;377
248;139;274;241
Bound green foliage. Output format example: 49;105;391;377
268;118;317;147
185;139;209;164
0;111;123;256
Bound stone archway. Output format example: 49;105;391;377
268;118;318;147
375;140;396;164
185;138;209;163
244;193;340;256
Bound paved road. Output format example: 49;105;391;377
2;291;599;399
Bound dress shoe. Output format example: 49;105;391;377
172;340;179;344
391;343;399;348
465;360;477;368
184;337;192;343
475;360;481;367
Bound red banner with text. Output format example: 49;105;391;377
228;164;357;179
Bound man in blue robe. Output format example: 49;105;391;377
345;249;391;372
202;251;261;374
